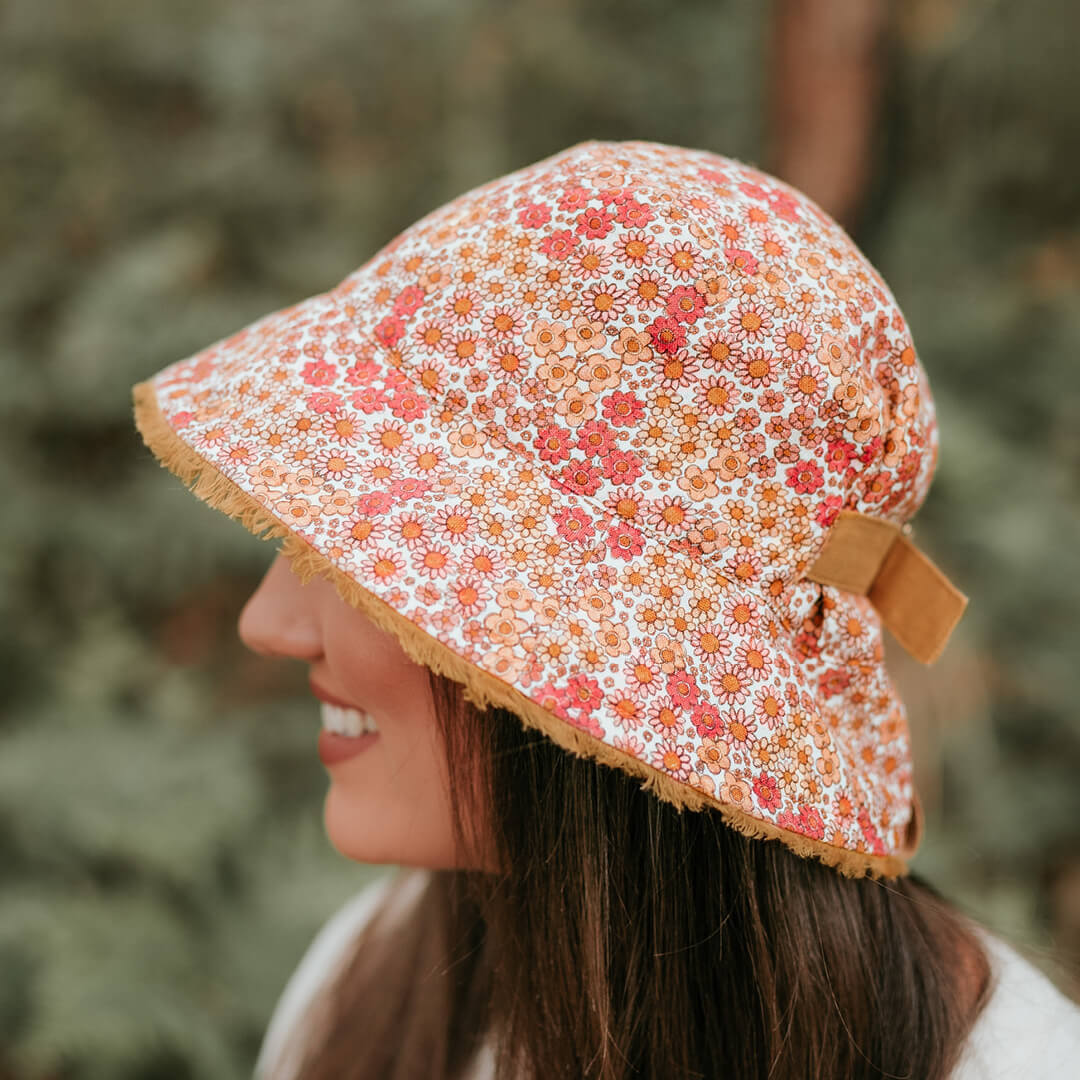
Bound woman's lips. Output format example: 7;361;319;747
318;729;379;767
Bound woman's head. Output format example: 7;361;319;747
237;550;494;872
269;643;993;1080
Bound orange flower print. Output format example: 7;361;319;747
448;420;487;458
696;735;731;774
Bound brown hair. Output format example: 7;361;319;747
268;668;994;1080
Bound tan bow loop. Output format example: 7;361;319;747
804;510;968;665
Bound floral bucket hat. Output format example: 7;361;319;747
132;139;967;879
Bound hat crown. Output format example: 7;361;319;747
329;139;938;600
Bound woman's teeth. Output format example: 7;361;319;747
320;703;379;737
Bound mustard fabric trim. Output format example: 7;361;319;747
806;510;968;665
132;379;916;880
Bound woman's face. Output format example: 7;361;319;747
237;551;470;871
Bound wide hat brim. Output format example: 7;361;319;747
133;285;921;881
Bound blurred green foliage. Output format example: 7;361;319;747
1;0;1077;1076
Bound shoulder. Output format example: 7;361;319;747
254;867;433;1080
951;924;1080;1079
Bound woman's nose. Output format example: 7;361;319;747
236;553;323;661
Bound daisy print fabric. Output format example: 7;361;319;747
133;139;939;877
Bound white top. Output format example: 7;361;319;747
254;870;1080;1080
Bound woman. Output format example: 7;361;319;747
132;140;1080;1078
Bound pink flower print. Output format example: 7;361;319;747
356;490;395;516
517;202;552;229
534;423;575;463
815;494;844;527
350;386;388;414
628;268;668;310
734;641;771;681
602;449;644;486
737;179;769;200
482;306;525;339
721;596;760;634
576;420;616;457
667;285;706;323
435;504;476;545
661;240;702;282
712;663;752;706
602;390;645;426
785;360;827;408
612;732;647;758
857;808;887;855
566;671;605;715
691;702;725;739
572;242;613;280
364;546;407;584
555;460;603;496
774;319;816;362
817;668;851;698
753;685;785;728
539;229;580;261
753;771;782;813
306;390;343;414
689;623;731;668
311;447;357;481
452;574;489;617
445;288;481;325
575;206;616;239
556;185;590;212
413;541;453;578
785;460;824;495
798;805;826;840
553;506;596;545
581;281;628;323
696;331;737;371
387;511;428;548
823;438;858;473
861;470;894;503
724;247;759;276
388;388;428;422
392;285;426;318
653;739;693;782
615;198;655;228
656;349;700;391
615;229;654;269
666;670;700;709
729;300;773;343
736;347;779;389
606;520;645;561
374;315;405;349
762;188;799;222
301;358;335;386
344;358;381;385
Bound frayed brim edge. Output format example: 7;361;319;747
132;378;914;881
